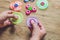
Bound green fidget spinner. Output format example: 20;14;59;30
10;12;23;24
36;0;48;10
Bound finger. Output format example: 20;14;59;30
39;21;45;30
7;10;14;14
31;20;39;29
7;14;18;19
4;19;11;26
0;20;11;28
8;11;14;14
2;10;13;14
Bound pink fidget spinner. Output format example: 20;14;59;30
27;17;39;31
25;4;37;15
10;1;22;11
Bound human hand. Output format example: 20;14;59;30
0;10;17;28
30;20;46;40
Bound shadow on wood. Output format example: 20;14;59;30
0;24;16;36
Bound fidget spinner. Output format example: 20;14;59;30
36;0;48;10
10;1;22;11
26;17;39;31
10;12;23;24
25;4;37;15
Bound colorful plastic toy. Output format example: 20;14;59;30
27;17;39;31
10;12;23;24
36;0;48;10
10;1;22;11
27;17;39;27
26;10;31;15
25;4;37;15
24;0;29;3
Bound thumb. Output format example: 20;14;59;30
31;20;38;29
7;14;18;19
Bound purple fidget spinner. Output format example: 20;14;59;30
27;17;39;28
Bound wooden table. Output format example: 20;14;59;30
0;0;60;40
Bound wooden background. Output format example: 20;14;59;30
0;0;60;40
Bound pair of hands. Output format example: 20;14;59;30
0;10;46;40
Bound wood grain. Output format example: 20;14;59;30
0;0;60;40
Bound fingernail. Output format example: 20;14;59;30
31;20;35;23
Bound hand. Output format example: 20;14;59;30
30;20;46;40
0;10;17;28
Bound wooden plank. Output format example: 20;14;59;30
0;0;60;40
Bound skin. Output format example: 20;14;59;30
0;10;17;28
30;20;46;40
0;10;46;40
